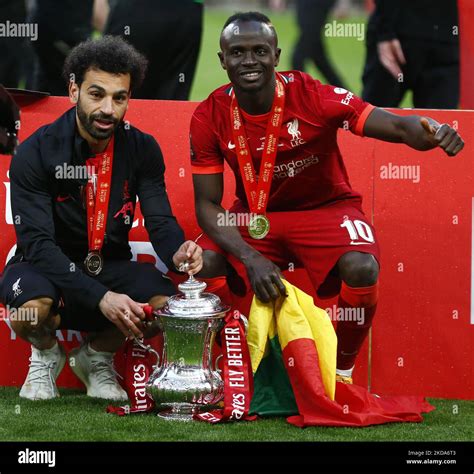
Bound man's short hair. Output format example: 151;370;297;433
63;35;148;91
222;11;277;45
223;11;272;30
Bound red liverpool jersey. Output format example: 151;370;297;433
190;71;375;212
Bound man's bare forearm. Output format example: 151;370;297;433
396;115;439;151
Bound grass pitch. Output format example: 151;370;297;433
0;387;472;442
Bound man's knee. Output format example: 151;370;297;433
10;297;55;332
197;250;227;278
338;252;379;287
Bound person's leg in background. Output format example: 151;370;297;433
32;31;78;95
361;33;408;107
292;0;347;88
412;40;459;109
105;0;203;100
0;40;23;88
29;0;93;95
154;0;203;100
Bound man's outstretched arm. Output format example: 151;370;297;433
363;107;464;156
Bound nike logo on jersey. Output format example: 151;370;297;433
228;141;236;150
56;194;71;202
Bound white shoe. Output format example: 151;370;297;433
69;342;128;401
19;342;66;400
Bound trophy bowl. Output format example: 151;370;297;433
145;275;230;421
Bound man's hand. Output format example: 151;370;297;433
98;291;146;338
172;240;203;275
420;118;464;157
377;39;406;80
243;252;287;303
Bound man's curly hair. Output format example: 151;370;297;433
63;35;148;91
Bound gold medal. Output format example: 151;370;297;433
84;251;104;276
248;214;270;240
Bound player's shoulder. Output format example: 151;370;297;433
13;119;53;172
279;70;323;91
192;83;233;121
284;70;360;110
16;123;48;152
122;124;163;159
10;124;49;178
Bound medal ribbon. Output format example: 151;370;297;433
106;337;156;416
230;74;285;215
195;310;256;423
86;137;114;254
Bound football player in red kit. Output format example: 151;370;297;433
191;12;464;383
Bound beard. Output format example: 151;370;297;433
76;96;120;140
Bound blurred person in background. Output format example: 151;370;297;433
0;0;32;89
105;0;203;100
29;0;95;95
362;0;459;108
291;0;347;88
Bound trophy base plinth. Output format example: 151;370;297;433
157;403;201;422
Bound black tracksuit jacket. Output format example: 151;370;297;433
8;107;185;310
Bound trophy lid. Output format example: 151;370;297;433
162;274;229;318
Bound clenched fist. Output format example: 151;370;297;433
420;118;464;157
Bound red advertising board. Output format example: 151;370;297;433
0;97;472;399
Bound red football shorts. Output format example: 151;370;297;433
196;199;380;299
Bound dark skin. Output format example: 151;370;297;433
195;20;464;303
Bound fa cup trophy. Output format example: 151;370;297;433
139;273;230;421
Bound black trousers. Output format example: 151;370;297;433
31;32;88;96
0;260;175;332
105;0;203;100
292;0;346;88
362;35;459;109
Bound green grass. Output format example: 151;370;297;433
190;9;413;107
0;387;472;441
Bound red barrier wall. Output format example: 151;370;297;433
459;0;474;108
0;97;472;399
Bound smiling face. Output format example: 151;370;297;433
69;68;130;144
218;20;280;93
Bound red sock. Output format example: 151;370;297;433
336;281;379;370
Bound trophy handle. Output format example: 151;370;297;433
239;314;249;335
133;337;161;368
213;354;223;374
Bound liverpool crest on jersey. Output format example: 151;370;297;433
287;118;306;147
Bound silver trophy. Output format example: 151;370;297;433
139;273;231;421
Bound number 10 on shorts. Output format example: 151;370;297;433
340;217;375;244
